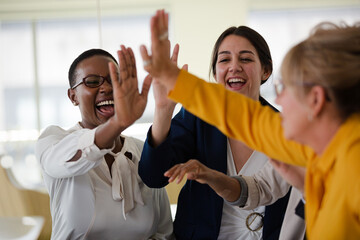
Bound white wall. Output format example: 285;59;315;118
1;0;358;80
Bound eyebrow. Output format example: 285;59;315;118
218;50;255;55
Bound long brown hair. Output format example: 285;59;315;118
209;26;273;84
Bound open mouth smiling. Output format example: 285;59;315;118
96;100;115;117
226;78;246;89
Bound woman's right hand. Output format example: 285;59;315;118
150;44;188;147
95;45;151;151
164;159;241;202
108;45;152;130
164;159;214;184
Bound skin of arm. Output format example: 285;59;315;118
150;44;180;147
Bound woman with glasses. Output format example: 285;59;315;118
35;47;174;239
138;14;305;239
141;10;360;239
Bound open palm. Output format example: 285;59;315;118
109;45;152;129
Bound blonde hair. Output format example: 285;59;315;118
281;22;360;119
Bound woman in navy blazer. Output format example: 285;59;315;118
139;26;291;239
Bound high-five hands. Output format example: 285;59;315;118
153;44;179;109
108;45;152;129
140;9;180;92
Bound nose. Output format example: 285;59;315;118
229;60;242;73
99;79;113;93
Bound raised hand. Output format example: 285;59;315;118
140;9;180;92
109;45;152;129
153;43;180;109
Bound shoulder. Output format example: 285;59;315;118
38;125;67;139
38;124;80;140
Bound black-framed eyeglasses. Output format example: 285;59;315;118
71;75;112;89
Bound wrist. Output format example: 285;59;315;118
162;63;180;91
151;110;172;147
107;117;126;136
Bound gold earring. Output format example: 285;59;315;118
73;102;78;106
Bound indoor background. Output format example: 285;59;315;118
0;0;359;238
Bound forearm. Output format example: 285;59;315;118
151;104;175;147
36;126;108;178
94;117;125;150
206;170;241;202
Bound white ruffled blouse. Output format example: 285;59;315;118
35;123;173;240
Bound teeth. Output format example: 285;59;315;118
228;78;245;83
97;100;114;106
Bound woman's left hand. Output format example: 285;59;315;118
109;45;152;129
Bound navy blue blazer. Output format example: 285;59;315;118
139;97;290;240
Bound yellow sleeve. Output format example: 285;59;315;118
169;70;314;166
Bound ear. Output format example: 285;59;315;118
261;67;271;81
68;88;78;106
307;86;327;118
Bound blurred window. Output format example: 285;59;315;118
248;7;360;107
